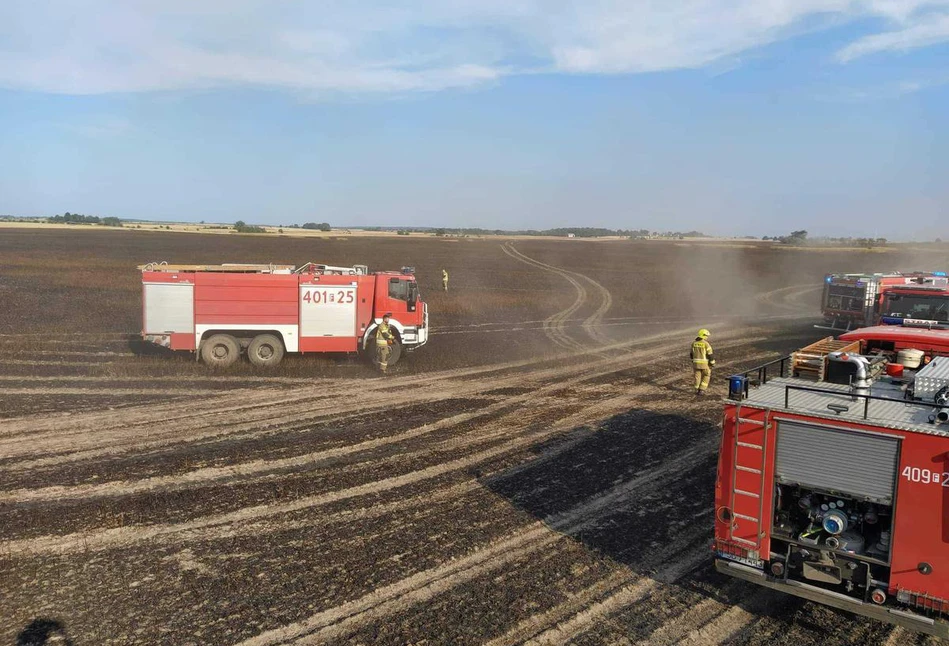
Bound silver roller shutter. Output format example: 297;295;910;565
144;283;194;334
775;420;900;504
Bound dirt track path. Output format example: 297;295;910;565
501;242;613;348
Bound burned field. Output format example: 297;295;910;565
1;228;947;645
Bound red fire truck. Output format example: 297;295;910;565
715;330;949;637
140;262;428;367
820;272;948;330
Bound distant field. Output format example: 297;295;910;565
2;226;947;645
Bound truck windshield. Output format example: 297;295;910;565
883;294;949;322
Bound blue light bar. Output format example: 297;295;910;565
935;271;947;277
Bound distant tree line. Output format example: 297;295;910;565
301;222;331;231
233;220;267;234
764;230;889;248
48;212;122;227
365;226;709;239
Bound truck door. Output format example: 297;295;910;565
378;277;414;319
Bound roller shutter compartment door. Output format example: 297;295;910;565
775;421;899;504
144;283;194;334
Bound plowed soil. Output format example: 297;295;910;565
1;228;947;645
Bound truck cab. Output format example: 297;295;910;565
879;286;949;328
363;271;428;357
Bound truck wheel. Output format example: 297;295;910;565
387;339;402;366
201;334;240;368
248;334;285;368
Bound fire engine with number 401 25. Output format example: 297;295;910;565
139;261;428;368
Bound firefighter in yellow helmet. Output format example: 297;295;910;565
691;328;715;395
375;313;396;373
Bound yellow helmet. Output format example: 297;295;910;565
698;328;711;339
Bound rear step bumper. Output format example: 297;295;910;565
716;559;949;639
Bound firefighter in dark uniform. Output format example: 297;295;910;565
375;313;396;373
691;328;715;395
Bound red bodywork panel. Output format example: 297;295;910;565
717;404;949;604
841;326;949;357
142;268;425;354
194;273;299;326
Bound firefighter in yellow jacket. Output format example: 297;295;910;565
442;269;449;291
375;313;396;373
691;328;715;395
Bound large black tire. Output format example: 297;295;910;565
247;334;285;368
200;334;240;368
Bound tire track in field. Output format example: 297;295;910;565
629;579;747;645
519;524;713;645
0;391;656;556
675;598;775;645
501;242;614;346
0;371;628;504
1;349;131;357
501;242;587;350
0;332;134;340
0;346;632;465
0;387;225;396
0;375;336;384
756;284;821;313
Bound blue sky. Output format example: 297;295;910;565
0;1;947;238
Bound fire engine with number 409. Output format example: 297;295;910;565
139;261;428;368
715;322;949;638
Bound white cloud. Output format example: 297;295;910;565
0;1;947;95
836;12;949;60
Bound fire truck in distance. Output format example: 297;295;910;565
140;262;428;367
715;327;949;637
820;271;948;330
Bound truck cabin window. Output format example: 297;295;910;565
388;278;410;301
884;295;949;322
